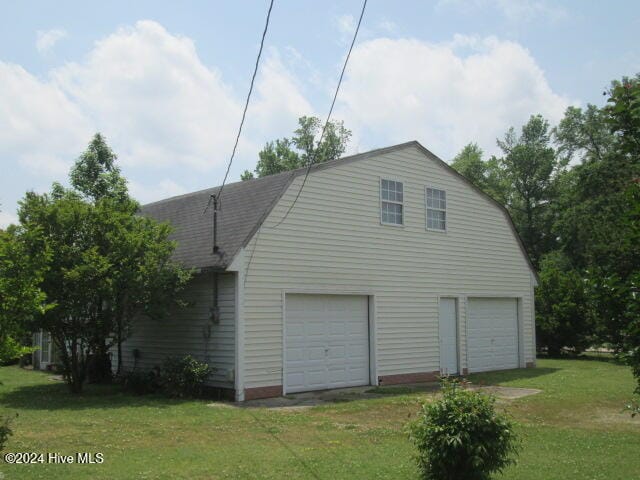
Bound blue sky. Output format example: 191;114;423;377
1;0;639;227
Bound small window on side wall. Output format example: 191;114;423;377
381;179;403;225
426;187;446;231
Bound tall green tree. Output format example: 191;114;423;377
18;134;192;393
552;78;639;353
450;143;506;203
496;115;562;268
0;224;50;363
241;116;352;180
535;251;592;356
70;133;128;202
452;116;562;268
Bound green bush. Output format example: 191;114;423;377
0;414;14;451
535;252;593;356
159;355;213;398
409;378;520;480
0;336;37;365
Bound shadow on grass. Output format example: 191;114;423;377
537;351;625;365
466;366;560;385
0;379;193;411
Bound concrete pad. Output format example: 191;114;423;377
210;382;540;410
469;385;542;399
241;382;440;409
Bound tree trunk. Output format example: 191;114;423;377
116;317;123;375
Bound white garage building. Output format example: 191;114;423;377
119;141;538;401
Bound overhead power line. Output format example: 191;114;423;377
216;0;275;205
243;0;367;285
271;0;368;228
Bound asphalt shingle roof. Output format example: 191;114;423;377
141;169;296;270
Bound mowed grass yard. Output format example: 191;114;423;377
1;357;639;480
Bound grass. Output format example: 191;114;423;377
0;357;638;479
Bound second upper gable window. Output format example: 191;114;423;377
426;187;446;231
381;179;403;225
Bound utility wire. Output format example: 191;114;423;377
271;0;367;228
243;0;367;286
216;0;275;205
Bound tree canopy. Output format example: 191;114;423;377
241;116;352;180
13;133;192;392
450;73;640;403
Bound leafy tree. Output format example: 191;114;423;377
0;224;50;363
535;252;592;356
69;133;128;202
17;134;192;393
600;75;640;395
450;143;506;203
241;116;351;179
553;104;614;164
452;116;562;268
496;115;562;268
551;79;639;353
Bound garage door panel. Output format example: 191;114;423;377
285;294;369;393
468;298;519;373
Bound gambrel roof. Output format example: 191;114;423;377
141;141;538;279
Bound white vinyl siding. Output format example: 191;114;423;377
239;145;534;390
380;179;404;225
117;272;236;386
426;187;446;231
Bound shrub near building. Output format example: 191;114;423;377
409;378;520;480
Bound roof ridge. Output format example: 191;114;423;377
140;141;421;208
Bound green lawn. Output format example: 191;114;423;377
1;357;638;479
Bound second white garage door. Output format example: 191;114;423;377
467;298;519;373
284;294;370;393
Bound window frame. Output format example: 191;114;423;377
379;177;405;227
425;186;447;233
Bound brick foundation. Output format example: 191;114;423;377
378;371;439;385
244;385;283;401
461;368;469;375
525;361;535;368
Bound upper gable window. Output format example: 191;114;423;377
426;187;446;231
381;179;403;225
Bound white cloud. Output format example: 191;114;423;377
1;19;573;216
249;49;314;142
437;0;567;23
1;20;308;182
36;28;68;54
0;62;91;175
52;20;246;171
337;36;572;160
336;14;356;37
128;179;188;204
378;19;398;34
0;210;18;229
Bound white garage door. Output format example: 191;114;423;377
467;298;519;373
285;294;370;393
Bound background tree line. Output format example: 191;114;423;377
452;75;639;408
450;75;639;365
